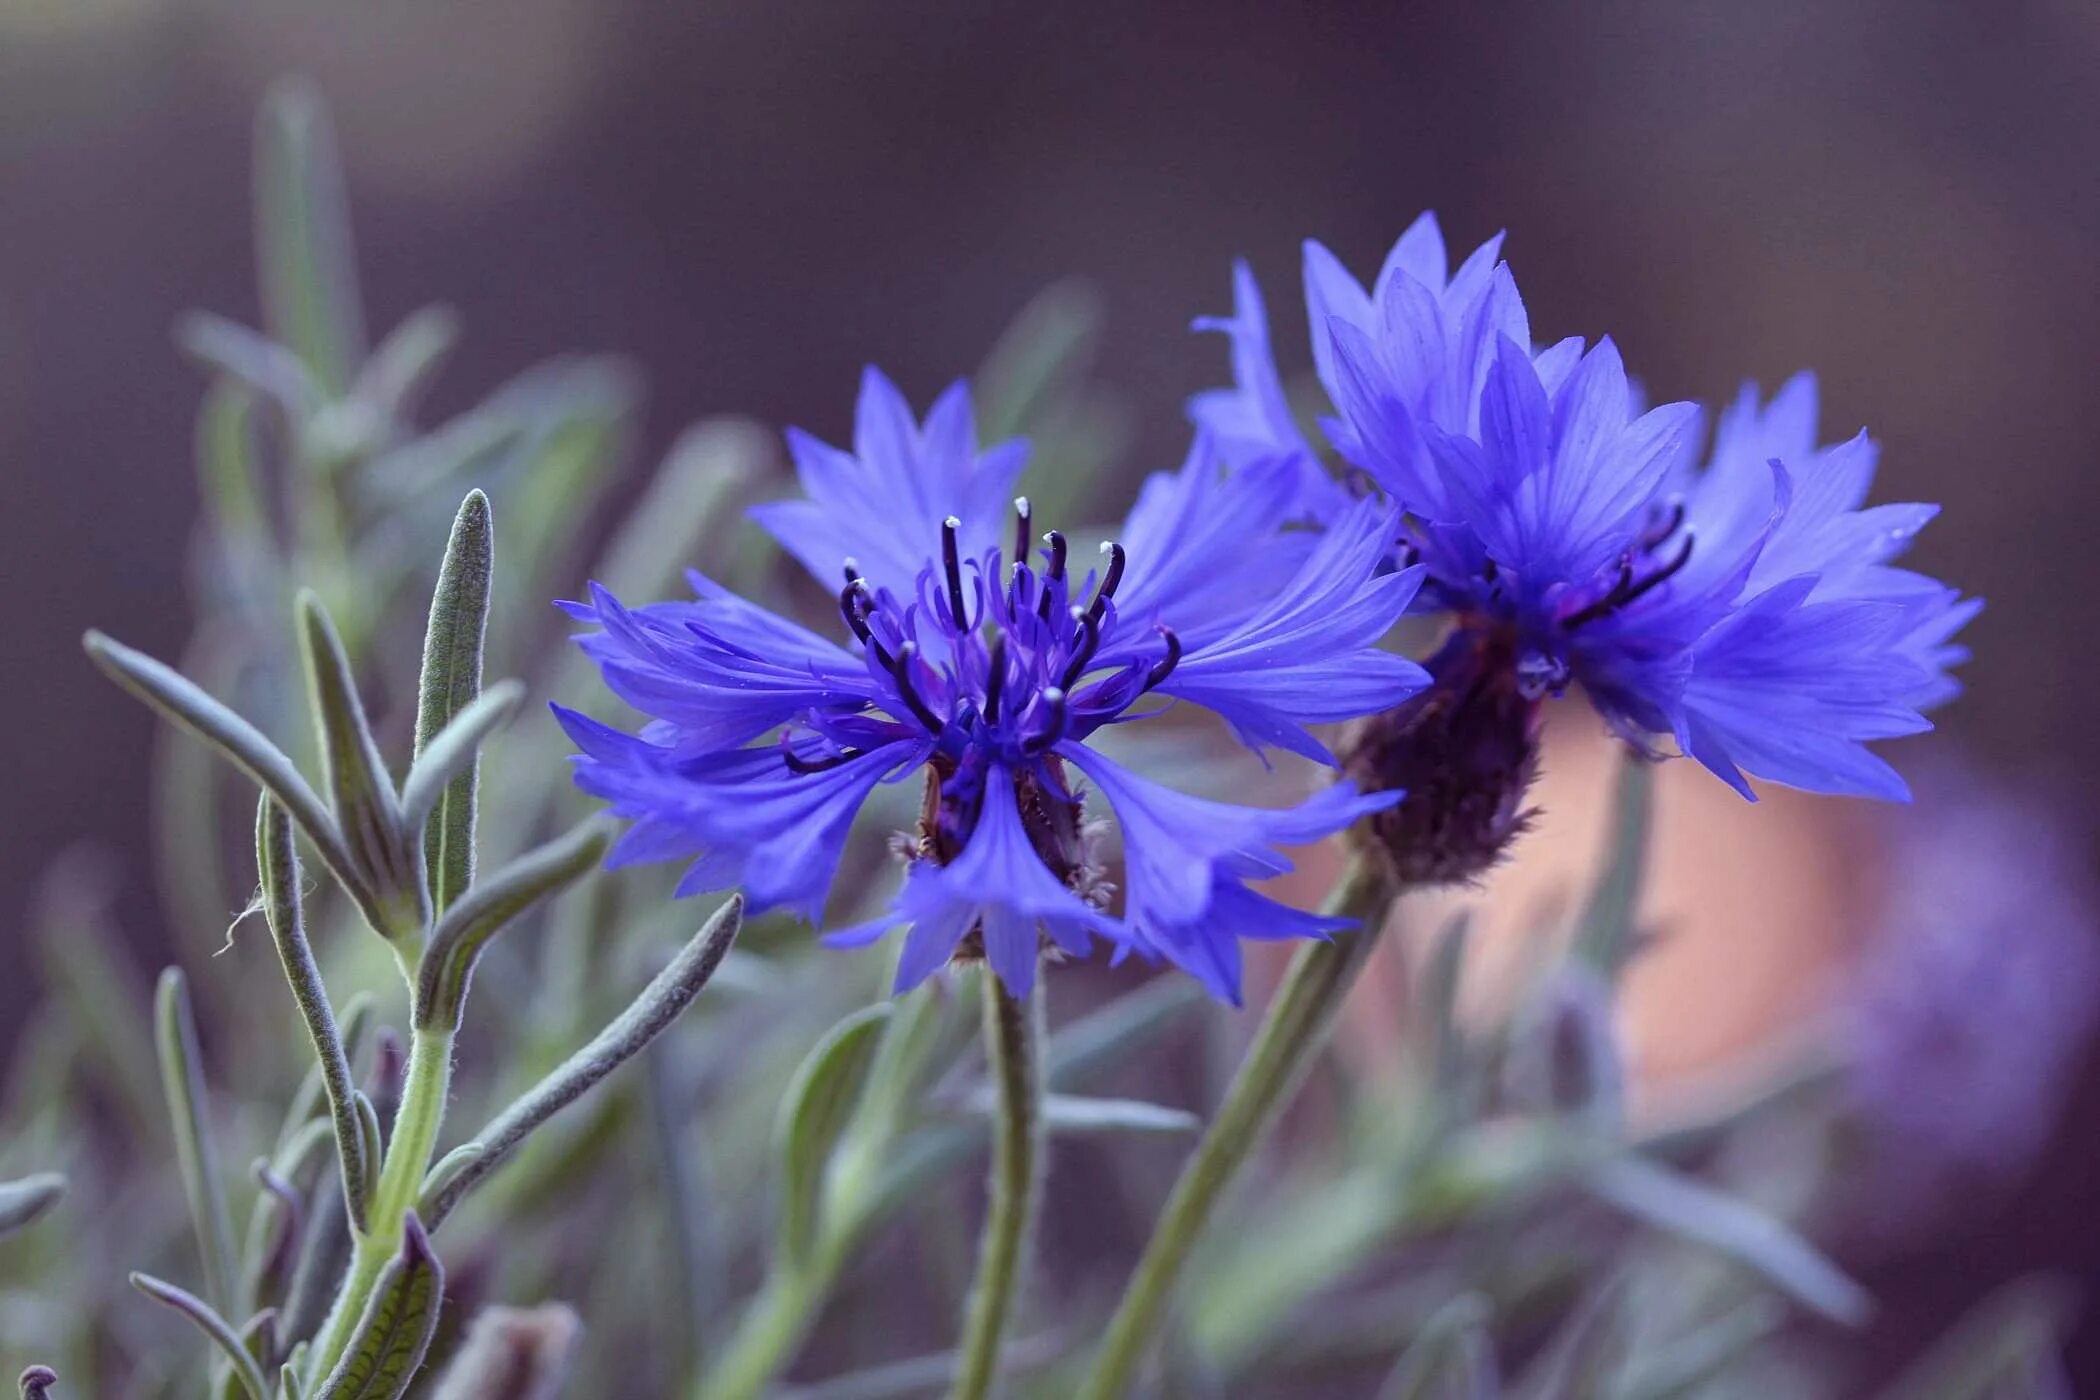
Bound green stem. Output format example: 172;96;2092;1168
304;1027;454;1383
1076;860;1393;1400
950;969;1044;1400
700;1237;847;1400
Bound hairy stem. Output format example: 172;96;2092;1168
305;1027;454;1382
1076;861;1393;1400
950;969;1044;1400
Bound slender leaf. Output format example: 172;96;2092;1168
1587;1155;1872;1326
255;77;365;398
412;818;611;1031
156;968;240;1318
257;797;368;1229
175;311;317;416
422;896;743;1229
411;491;496;913
0;1173;65;1237
298;592;421;938
777;1003;892;1262
399;682;522;835
959;1093;1198;1136
314;1214;444;1400
82;632;357;900
1572;757;1653;978
130;1273;270;1400
355;305;460;424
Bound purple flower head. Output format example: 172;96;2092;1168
1195;215;1977;802
1837;765;2100;1236
557;369;1429;1003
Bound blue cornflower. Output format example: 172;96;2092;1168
556;369;1428;1002
1196;213;1976;803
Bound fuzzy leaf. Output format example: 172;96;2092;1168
411;818;610;1031
411;491;497;914
0;1174;65;1237
81;632;360;903
176;311;317;416
257;797;368;1230
1573;758;1653;978
355;305;459;423
298;593;423;939
314;1214;444;1400
777;1003;892;1263
422;896;743;1229
156;968;240;1319
130;1273;270;1400
1587;1156;1872;1326
255;78;365;398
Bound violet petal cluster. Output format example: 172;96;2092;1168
557;370;1427;1002
1194;213;1978;801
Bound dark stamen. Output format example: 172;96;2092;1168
781;733;864;775
1087;541;1127;625
1026;686;1068;753
1564;534;1696;630
982;634;1008;725
890;641;949;733
1013;497;1032;565
1060;606;1101;690
843;558;862;585
1641;500;1687;549
1142;625;1182;691
1037;531;1069;621
838;578;872;643
941;516;971;631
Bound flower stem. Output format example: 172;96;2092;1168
305;1026;454;1383
700;1238;846;1400
1075;860;1393;1400
950;968;1044;1400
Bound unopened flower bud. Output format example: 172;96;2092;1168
1342;627;1542;889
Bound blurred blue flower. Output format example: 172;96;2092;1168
1839;765;2100;1233
558;369;1427;1002
1195;213;1977;801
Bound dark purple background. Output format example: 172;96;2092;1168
5;2;2097;1386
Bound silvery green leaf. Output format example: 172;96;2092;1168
411;818;611;1032
1586;1155;1872;1326
81;632;359;906
399;682;521;839
1572;758;1653;979
352;1093;384;1206
354;306;460;425
1618;1297;1783;1400
255;78;365;399
219;1310;280;1400
297;592;424;940
18;1366;58;1400
0;1173;64;1237
776;1003;891;1263
314;1214;443;1400
280;1361;309;1400
958;1093;1197;1136
241;1158;304;1310
155;968;240;1319
175;312;318;418
195;378;272;547
422;896;742;1229
410;492;497;914
256;797;367;1230
1376;1294;1498;1400
1422;911;1473;1112
976;278;1104;444
278;1179;348;1355
417;1145;484;1207
427;1304;581;1400
130;1273;271;1400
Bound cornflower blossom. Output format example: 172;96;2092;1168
555;369;1429;1003
1194;213;1977;804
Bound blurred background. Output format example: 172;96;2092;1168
4;1;2098;1393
